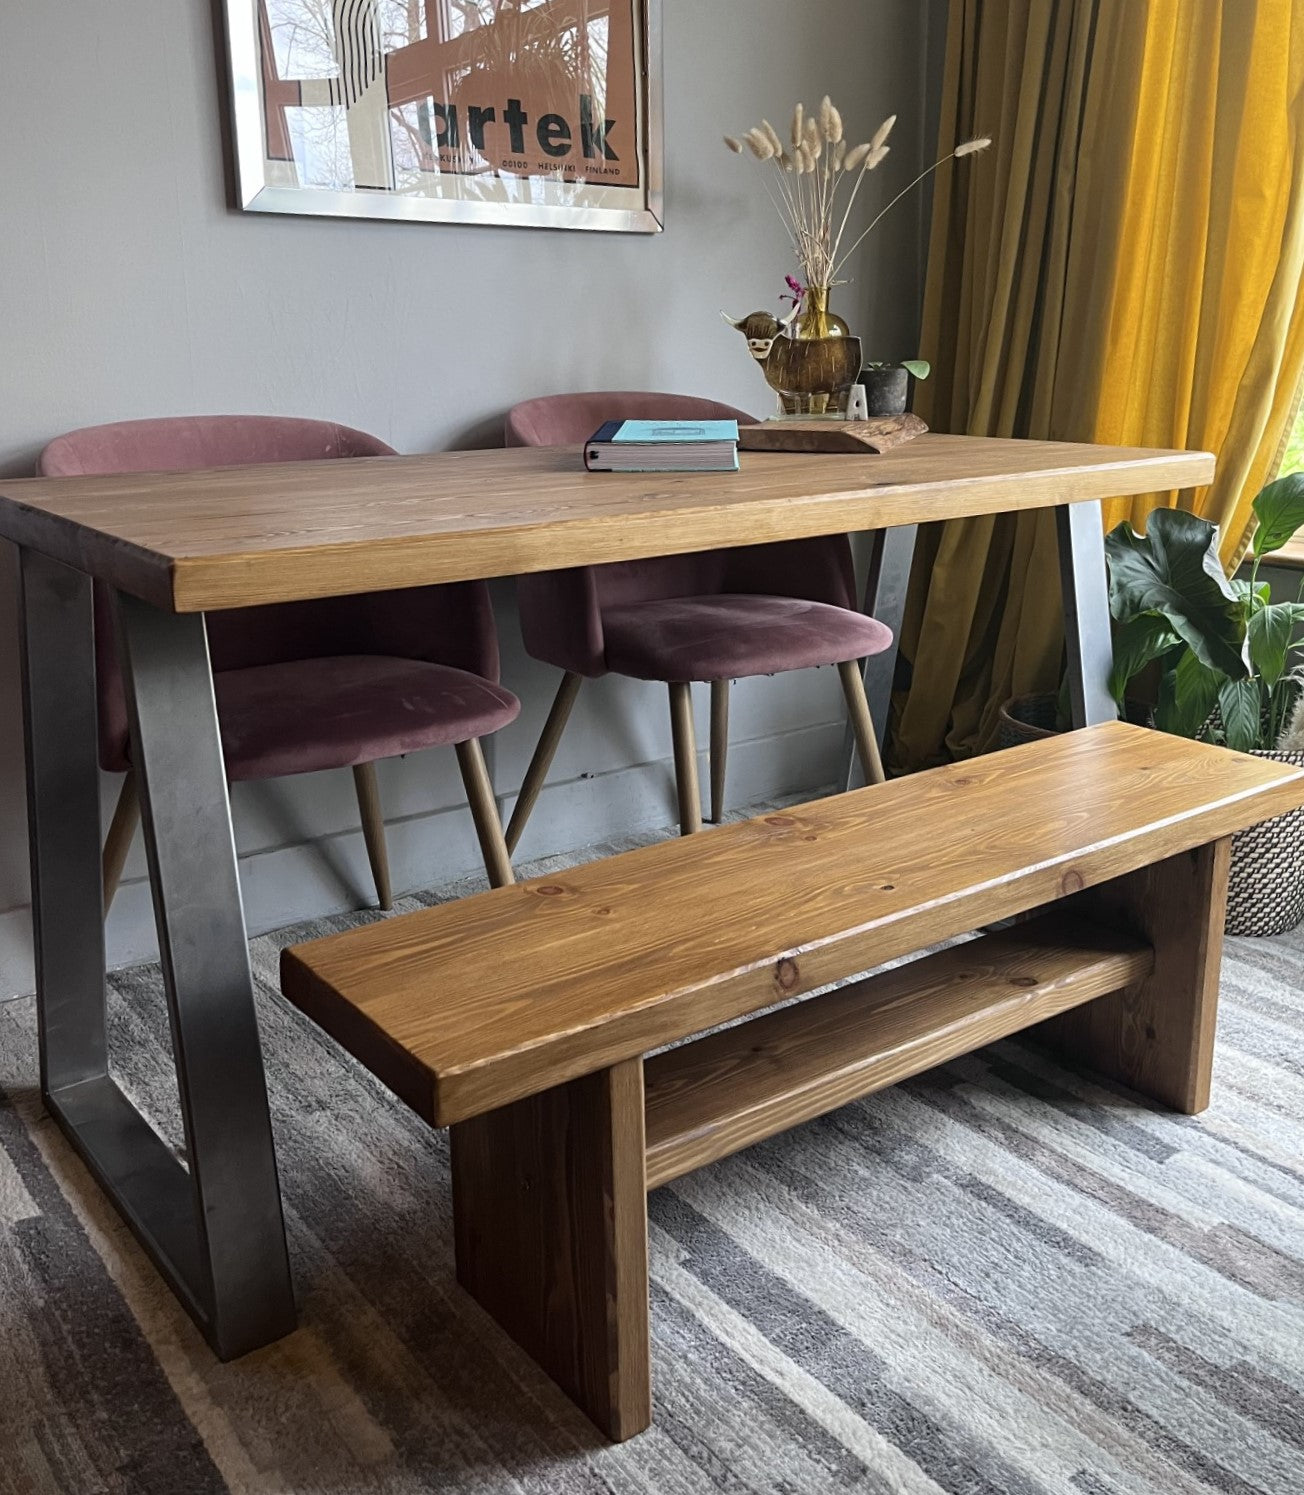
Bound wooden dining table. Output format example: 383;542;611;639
0;433;1213;1359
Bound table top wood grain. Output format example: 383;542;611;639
0;435;1214;613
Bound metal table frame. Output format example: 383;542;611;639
846;501;1115;786
15;500;1115;1360
18;552;295;1359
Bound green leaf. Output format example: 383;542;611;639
1109;613;1179;703
1248;603;1300;687
1104;508;1248;680
1231;577;1271;607
899;359;931;380
1156;651;1222;738
1251;470;1304;557
1218;676;1263;752
1264;599;1304;628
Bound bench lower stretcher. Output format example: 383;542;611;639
280;722;1304;1441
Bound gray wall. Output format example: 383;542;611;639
0;0;945;994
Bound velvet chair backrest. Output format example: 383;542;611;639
504;391;755;449
38;415;501;771
504;393;859;675
38;414;391;475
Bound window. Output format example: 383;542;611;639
1267;397;1304;564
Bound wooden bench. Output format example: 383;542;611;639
280;721;1304;1442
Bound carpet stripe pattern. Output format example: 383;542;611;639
1;835;1302;1493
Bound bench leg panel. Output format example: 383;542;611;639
1036;839;1230;1113
450;1057;651;1441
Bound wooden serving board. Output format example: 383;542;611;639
739;413;928;454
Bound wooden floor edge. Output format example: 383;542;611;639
642;915;1154;1190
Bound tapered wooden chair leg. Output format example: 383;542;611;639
352;761;393;910
102;771;141;915
837;660;886;786
709;679;729;823
456;738;515;888
668;682;702;836
505;671;582;855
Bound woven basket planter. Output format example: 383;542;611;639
1224;749;1304;938
995;692;1060;750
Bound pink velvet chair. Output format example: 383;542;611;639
38;415;520;912
503;392;892;847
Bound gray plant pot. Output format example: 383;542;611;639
1224;749;1304;937
857;366;909;417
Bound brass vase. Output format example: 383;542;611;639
793;284;851;342
787;285;855;415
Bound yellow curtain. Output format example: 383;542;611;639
893;0;1304;773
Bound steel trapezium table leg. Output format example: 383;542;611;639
1056;500;1117;729
18;547;295;1358
842;524;918;791
18;550;110;1097
112;586;296;1357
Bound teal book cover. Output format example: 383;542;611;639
584;418;739;471
607;419;739;443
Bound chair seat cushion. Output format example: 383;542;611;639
601;594;893;683
214;656;520;781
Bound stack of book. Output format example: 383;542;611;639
583;419;740;473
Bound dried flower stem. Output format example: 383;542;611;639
725;98;894;289
831;137;991;278
726;97;990;294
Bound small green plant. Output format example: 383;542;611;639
1106;472;1304;751
863;359;931;379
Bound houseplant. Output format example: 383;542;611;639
997;473;1304;932
1106;473;1304;935
858;359;930;416
722;102;989;408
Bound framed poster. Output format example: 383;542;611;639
223;0;663;233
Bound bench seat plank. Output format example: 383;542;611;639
280;723;1304;1127
642;911;1153;1188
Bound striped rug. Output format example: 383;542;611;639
2;832;1303;1494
